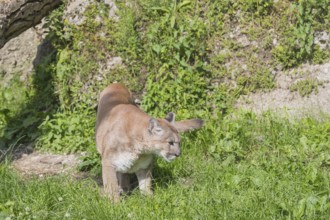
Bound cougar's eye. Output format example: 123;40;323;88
168;141;174;146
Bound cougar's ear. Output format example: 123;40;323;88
174;119;204;133
165;112;175;124
148;118;164;135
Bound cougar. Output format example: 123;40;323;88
96;83;203;201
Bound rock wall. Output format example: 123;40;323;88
0;0;118;83
0;0;62;48
0;23;45;82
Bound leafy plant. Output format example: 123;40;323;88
43;5;67;48
151;0;192;29
290;78;321;97
241;0;274;17
312;45;330;64
272;0;329;68
78;149;101;175
0;64;56;148
36;109;95;153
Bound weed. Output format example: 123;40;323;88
312;45;330;64
241;0;274;17
290;78;321;97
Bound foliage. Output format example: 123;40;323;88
53;3;130;110
36;109;95;153
240;0;274;17
34;2;143;153
43;5;68;48
0;75;30;148
272;0;330;68
117;0;211;117
0;49;58;149
78;148;101;175
312;45;330;64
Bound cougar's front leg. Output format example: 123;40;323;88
102;158;120;202
136;165;153;196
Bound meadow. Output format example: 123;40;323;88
1;111;330;219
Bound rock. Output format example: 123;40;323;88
106;56;122;69
237;35;250;47
12;152;81;176
64;0;119;26
0;0;121;82
272;38;277;46
276;75;290;89
104;0;118;19
0;0;62;48
64;0;91;26
0;22;45;81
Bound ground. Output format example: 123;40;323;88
11;147;81;178
236;62;330;117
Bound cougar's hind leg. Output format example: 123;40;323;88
117;172;131;195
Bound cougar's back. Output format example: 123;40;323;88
96;83;134;153
96;83;133;129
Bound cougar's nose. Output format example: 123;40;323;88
175;150;181;157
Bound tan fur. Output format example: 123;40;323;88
96;83;203;201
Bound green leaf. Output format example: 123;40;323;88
151;7;169;13
180;59;188;67
23;116;39;128
3;91;12;101
299;135;308;148
152;44;162;55
170;16;176;28
221;154;235;167
210;145;216;153
307;166;318;183
178;0;191;10
294;198;306;218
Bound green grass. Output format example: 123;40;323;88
290;78;321;97
1;111;330;219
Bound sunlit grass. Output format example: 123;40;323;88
1;111;330;219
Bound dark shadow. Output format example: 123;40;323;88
128;159;177;194
0;37;59;162
152;160;177;189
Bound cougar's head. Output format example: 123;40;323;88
147;112;204;162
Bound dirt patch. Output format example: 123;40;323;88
236;62;330;117
11;152;81;178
